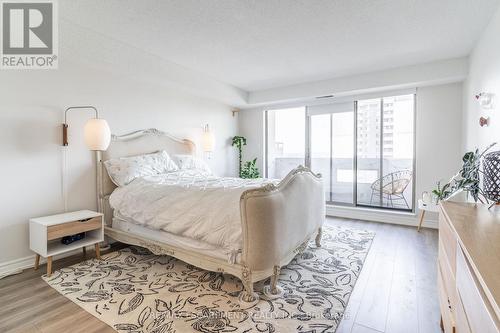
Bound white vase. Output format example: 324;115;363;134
422;192;431;205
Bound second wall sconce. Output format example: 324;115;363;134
475;92;495;109
202;124;215;158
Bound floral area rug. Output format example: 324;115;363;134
43;225;374;333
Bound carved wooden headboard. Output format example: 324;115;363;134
97;128;196;225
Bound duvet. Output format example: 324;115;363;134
109;170;277;254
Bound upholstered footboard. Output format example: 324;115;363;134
238;166;325;302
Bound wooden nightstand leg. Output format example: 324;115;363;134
417;210;426;232
82;246;87;256
94;243;101;260
34;254;40;270
46;256;52;277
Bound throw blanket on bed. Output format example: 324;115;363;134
109;170;277;255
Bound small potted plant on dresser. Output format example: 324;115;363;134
418;143;497;231
432;143;497;204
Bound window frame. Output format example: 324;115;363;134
264;92;417;213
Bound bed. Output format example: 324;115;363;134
97;128;325;303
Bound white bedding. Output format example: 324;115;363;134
109;169;277;257
112;217;241;263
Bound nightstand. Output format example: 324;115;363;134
416;199;439;232
29;210;104;277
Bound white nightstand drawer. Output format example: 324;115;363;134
47;217;102;240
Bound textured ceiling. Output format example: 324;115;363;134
61;0;499;91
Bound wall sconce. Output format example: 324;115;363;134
63;106;111;151
202;124;215;158
475;92;494;109
480;116;490;127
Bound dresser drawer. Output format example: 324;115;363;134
456;246;499;333
47;216;102;240
455;291;472;333
438;263;456;333
439;239;457;313
439;212;457;275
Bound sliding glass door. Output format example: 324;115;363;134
266;93;415;212
356;99;383;206
356;95;414;210
308;103;355;205
266;107;306;179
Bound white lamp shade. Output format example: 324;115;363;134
202;129;215;152
84;118;111;151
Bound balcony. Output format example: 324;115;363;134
268;157;413;210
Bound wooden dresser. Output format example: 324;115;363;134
438;201;500;333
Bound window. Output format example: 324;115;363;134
265;107;305;179
308;103;355;204
265;93;415;212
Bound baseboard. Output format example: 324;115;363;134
0;247;88;279
326;204;438;229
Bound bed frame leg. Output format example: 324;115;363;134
239;266;259;304
270;265;281;294
263;265;284;299
315;227;322;247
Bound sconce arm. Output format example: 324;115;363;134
63;106;100;146
64;106;99;124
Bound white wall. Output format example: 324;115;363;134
239;82;463;227
0;61;238;272
416;83;464;199
464;5;500;151
239;110;265;173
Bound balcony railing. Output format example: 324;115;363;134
268;157;413;210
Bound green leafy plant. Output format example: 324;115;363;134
432;142;496;203
432;181;453;201
241;158;260;179
231;136;260;178
231;136;247;177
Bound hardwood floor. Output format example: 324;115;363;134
0;218;439;333
333;218;440;333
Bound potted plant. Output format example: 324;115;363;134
231;136;260;179
231;136;246;177
241;158;260;179
432;142;496;203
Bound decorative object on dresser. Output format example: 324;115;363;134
29;210;104;277
483;151;500;209
438;201;500;333
431;142;497;204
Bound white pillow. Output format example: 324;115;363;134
104;151;178;186
173;154;212;175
